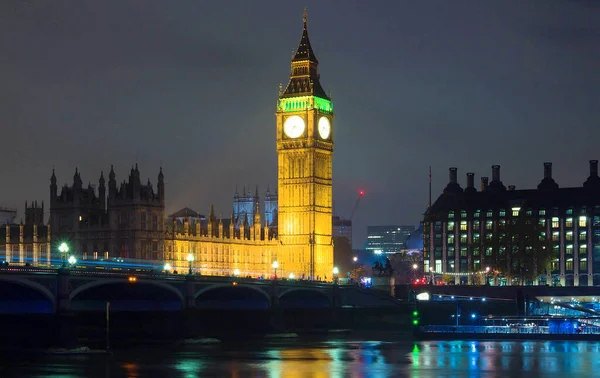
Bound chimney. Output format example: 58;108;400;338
508;185;516;191
466;173;474;189
481;177;489;192
590;160;598;177
449;167;458;184
492;165;500;182
543;162;552;179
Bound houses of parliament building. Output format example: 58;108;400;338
0;12;335;280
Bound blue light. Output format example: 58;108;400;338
469;297;473;300
481;297;486;302
471;313;476;319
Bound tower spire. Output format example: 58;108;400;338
280;8;328;100
303;7;308;29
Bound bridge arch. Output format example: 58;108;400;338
69;278;185;303
0;276;56;311
278;288;331;307
194;284;271;306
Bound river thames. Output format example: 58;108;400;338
1;337;598;377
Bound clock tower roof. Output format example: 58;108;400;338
292;9;318;64
281;9;330;101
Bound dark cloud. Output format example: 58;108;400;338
0;0;599;248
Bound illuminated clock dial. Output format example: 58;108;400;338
283;116;305;138
318;116;331;139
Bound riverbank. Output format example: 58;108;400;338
416;331;600;341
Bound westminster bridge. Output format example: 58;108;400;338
0;266;403;314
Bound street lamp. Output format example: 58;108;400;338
353;256;358;263
58;242;69;267
187;253;194;275
412;264;418;282
485;266;491;285
429;267;434;285
68;255;76;266
289;273;295;280
272;261;278;279
332;266;339;284
233;268;240;277
164;263;172;273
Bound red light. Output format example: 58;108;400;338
359;190;364;196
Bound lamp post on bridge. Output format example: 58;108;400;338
333;266;339;284
272;261;278;279
59;242;69;268
187;253;194;275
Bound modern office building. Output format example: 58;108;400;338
366;225;415;254
423;161;600;287
333;216;352;245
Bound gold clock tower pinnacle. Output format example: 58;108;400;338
276;10;334;280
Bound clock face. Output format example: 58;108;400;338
318;116;331;139
283;116;305;138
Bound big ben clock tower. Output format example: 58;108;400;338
276;10;334;280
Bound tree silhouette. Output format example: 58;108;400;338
476;213;554;285
333;236;353;275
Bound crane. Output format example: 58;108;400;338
349;190;364;221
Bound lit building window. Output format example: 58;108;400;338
460;247;467;257
460;221;467;231
566;258;573;271
580;231;587;241
511;207;521;217
551;258;559;271
566;231;573;241
473;233;480;242
499;209;506;217
448;211;454;219
486;221;493;230
580;244;587;254
566;218;573;228
461;211;467;219
474;210;481;218
581;259;588;270
460;234;467;243
552;217;559;228
566;244;573;254
539;209;546;216
579;216;587;227
486;210;493;217
447;222;455;231
539;218;546;227
473;247;480;256
552;232;560;242
566;209;573;215
486;247;492;256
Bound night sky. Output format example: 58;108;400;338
1;1;599;248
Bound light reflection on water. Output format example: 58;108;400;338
1;339;599;377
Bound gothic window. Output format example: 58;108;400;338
152;214;158;231
141;212;147;230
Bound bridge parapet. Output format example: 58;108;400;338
0;269;402;313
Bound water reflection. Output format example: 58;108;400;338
3;339;600;377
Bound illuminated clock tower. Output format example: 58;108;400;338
276;11;334;280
